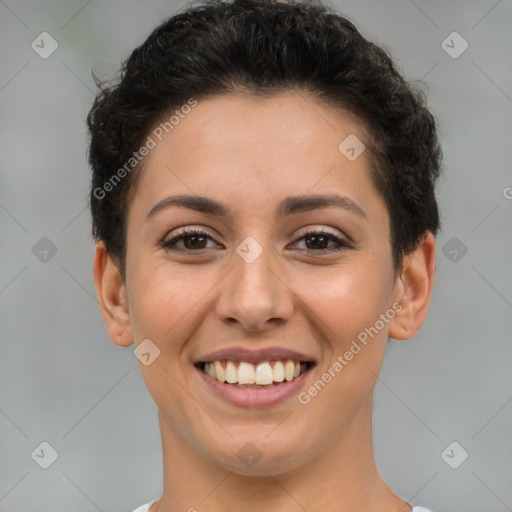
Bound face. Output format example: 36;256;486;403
119;92;405;475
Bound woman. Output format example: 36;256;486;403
87;0;440;510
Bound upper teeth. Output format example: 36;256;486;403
203;360;307;385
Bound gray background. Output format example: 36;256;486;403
1;0;511;511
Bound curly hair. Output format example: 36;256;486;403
87;0;442;278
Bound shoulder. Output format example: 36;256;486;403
131;500;433;512
131;499;158;512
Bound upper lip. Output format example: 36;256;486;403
195;346;316;366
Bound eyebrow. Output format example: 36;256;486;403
146;193;367;221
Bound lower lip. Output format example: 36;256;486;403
196;364;313;408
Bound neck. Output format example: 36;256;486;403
153;396;411;512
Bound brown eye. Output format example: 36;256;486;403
305;233;330;250
291;230;351;253
182;234;208;249
161;228;218;252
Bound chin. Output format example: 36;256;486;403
205;430;312;476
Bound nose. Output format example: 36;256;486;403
215;245;295;333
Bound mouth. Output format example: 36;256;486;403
193;346;317;407
195;359;314;388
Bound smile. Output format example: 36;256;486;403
200;359;310;387
195;359;315;407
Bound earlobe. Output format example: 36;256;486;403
388;232;436;341
93;241;133;347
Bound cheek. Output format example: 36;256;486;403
295;263;393;428
126;264;215;424
296;260;393;345
126;261;219;352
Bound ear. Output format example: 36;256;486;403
388;232;436;340
93;241;133;347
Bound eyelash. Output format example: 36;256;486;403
160;227;351;254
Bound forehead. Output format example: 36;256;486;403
157;92;366;151
129;92;387;229
137;92;373;188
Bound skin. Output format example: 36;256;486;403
94;92;436;512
